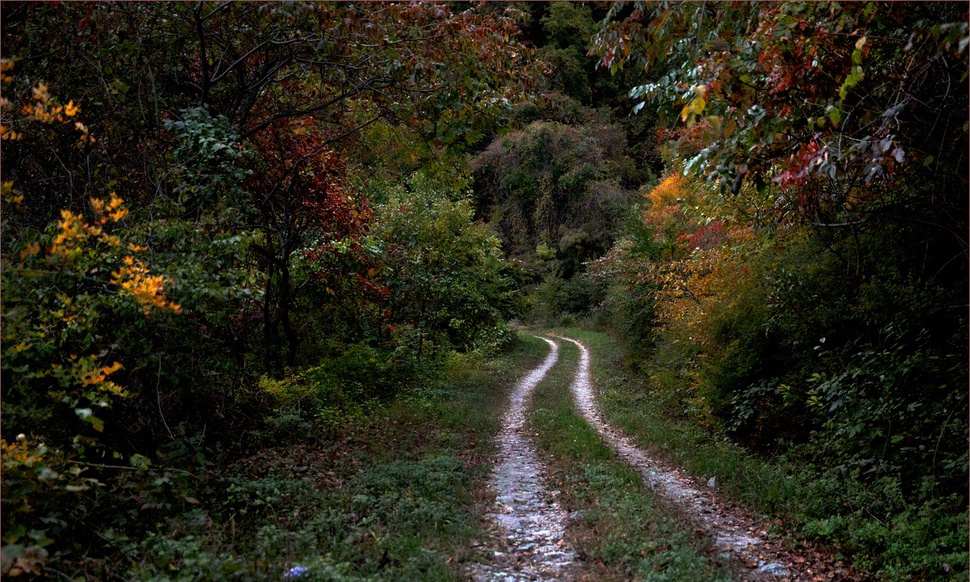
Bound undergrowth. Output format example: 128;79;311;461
557;326;968;581
124;336;549;580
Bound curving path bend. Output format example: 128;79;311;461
557;335;800;581
469;337;576;581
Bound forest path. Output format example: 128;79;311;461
469;336;577;581
556;335;802;581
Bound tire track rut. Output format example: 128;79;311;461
558;335;801;581
470;337;576;581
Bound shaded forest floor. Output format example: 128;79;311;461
128;330;964;580
127;342;548;579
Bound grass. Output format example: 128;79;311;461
527;333;731;581
552;326;969;581
127;336;550;581
553;326;798;516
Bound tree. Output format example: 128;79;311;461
593;2;968;235
473;120;637;278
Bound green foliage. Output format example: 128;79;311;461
568;327;968;581
596;1;968;215
538;3;595;103
804;326;966;490
2;3;538;576
530;273;606;321
258;339;430;441
473;120;637;281
3;1;968;579
371;171;518;352
163;107;252;215
125;333;536;581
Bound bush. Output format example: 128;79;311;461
472;120;637;278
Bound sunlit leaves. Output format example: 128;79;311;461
1;62;94;145
112;256;182;315
679;85;707;123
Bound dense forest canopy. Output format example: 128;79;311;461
1;1;967;580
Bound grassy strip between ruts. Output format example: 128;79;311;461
553;326;969;581
126;336;549;581
528;333;732;582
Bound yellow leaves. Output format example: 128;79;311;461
81;361;122;385
80;361;125;397
680;84;708;123
652;247;723;332
49;210;91;259
31;82;50;103
647;173;687;207
107;192;124;210
0;58;94;144
643;173;690;229
112;255;182;315
1;437;45;469
43;193;181;315
2;180;24;205
0;58;13;84
0;123;22;141
107;197;127;222
22;83;85;129
88;198;107;217
49;194;129;259
66;356;129;400
89;192;127;224
10;342;31;354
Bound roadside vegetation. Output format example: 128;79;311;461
2;2;966;580
556;328;966;580
127;342;549;581
529;337;731;582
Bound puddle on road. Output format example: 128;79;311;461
558;336;797;581
469;337;577;581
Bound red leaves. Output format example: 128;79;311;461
776;139;822;189
684;221;727;251
249;116;369;240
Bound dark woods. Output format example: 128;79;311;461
1;2;967;579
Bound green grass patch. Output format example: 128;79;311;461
126;335;550;581
529;336;730;581
554;326;969;581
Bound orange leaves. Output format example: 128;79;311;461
0;58;94;145
635;170;760;340
81;361;123;386
48;210;95;260
643;173;691;236
0;58;12;84
42;193;181;315
21;83;88;139
48;194;128;260
111;256;182;315
1;437;46;469
78;360;126;399
646;173;688;209
89;192;128;224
